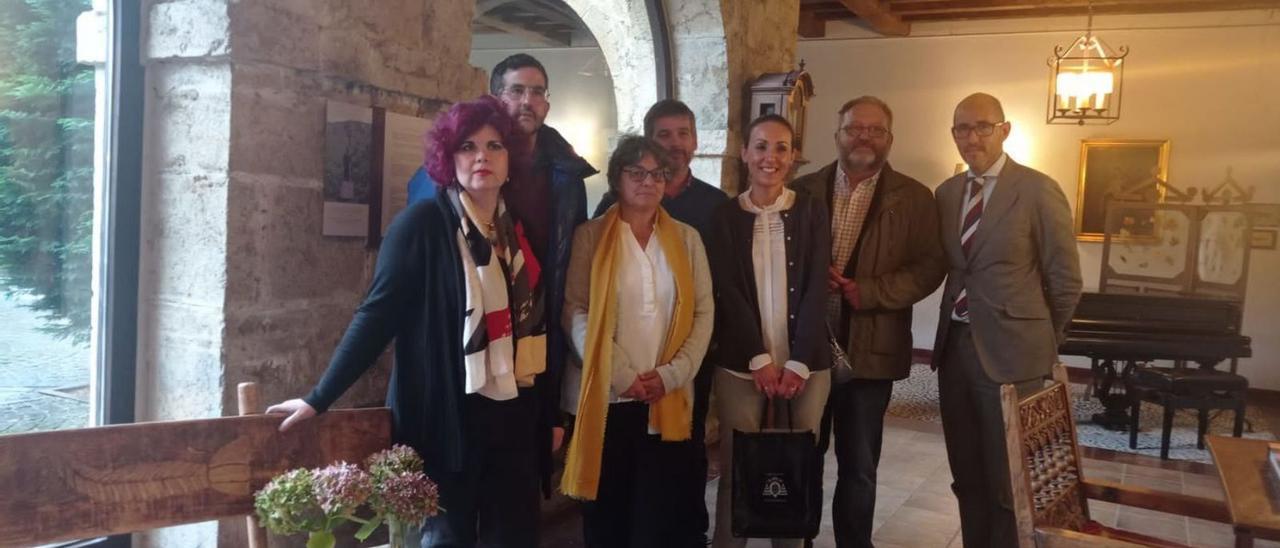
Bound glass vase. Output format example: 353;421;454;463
387;520;415;548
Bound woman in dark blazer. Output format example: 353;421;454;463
266;96;553;547
706;114;832;548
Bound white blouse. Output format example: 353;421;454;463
735;188;810;380
611;220;676;402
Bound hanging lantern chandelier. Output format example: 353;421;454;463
1047;3;1129;125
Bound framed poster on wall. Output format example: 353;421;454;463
323;100;374;238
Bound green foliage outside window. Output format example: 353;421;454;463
0;0;95;344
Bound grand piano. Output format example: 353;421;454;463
1060;292;1253;429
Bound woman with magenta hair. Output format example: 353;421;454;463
267;95;550;547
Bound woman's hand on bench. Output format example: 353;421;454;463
265;399;317;432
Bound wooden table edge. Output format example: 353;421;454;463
1206;434;1280;539
1208;434;1249;525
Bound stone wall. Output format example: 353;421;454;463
136;0;484;545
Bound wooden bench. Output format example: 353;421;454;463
0;383;391;546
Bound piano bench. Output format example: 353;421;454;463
1133;367;1249;392
1125;367;1248;460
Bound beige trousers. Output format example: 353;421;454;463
712;367;832;548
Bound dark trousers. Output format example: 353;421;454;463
939;322;1042;548
690;361;715;540
582;401;705;548
420;392;541;548
814;378;894;548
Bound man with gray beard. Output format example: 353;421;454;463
793;96;945;548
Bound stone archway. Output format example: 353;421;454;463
560;0;661;135
559;0;799;193
561;0;736;187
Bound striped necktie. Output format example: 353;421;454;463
953;176;985;321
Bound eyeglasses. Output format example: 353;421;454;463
501;85;549;102
840;125;890;139
622;166;671;183
950;121;1006;139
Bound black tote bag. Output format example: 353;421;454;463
730;400;822;539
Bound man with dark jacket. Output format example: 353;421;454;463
408;53;597;500
592;99;727;543
792;96;945;548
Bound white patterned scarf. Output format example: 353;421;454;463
450;187;546;401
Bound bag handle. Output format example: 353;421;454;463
759;397;796;432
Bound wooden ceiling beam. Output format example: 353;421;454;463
891;0;1277;15
531;0;584;24
801;1;851;10
888;0;1243;5
474;0;516;16
897;1;1279;20
837;0;912;35
508;0;583;29
798;9;828;38
474;15;572;47
801;1;862;18
806;0;1280;22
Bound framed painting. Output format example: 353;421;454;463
1251;229;1278;250
1075;139;1171;242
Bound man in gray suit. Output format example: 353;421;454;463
932;93;1082;548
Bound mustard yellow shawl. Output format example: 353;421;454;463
560;206;695;500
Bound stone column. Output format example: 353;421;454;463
135;1;484;545
667;0;799;194
720;0;800;194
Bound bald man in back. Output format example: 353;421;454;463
931;93;1082;547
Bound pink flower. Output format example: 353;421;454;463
312;462;373;515
366;444;424;480
374;470;441;525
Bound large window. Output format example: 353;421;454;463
0;0;140;436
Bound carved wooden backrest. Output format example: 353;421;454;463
1003;365;1092;548
0;407;391;546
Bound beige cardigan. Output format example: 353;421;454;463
559;211;715;412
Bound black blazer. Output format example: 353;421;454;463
707;191;832;374
304;196;556;494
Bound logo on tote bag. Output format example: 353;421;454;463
761;473;790;501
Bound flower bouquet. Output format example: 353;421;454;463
254;444;441;548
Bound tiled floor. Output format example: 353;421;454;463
542;415;1280;547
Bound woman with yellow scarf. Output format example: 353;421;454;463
560;135;714;547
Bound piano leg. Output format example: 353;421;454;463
1129;397;1140;448
1090;358;1135;431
